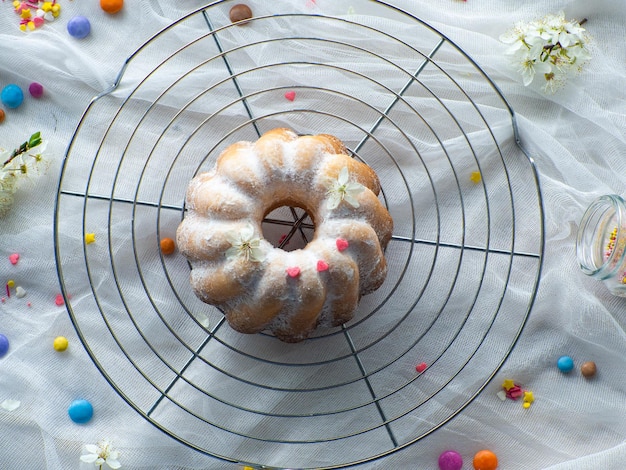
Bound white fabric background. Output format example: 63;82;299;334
1;0;625;469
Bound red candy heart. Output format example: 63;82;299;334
415;362;428;373
316;260;329;272
336;238;349;251
286;267;301;278
8;253;19;265
284;91;296;101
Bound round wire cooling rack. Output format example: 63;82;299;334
54;1;545;468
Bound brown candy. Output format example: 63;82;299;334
229;4;252;24
580;361;597;378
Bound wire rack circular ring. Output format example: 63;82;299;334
54;1;544;468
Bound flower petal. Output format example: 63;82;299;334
1;399;21;411
85;444;100;454
326;193;341;210
240;223;255;241
106;458;122;469
337;166;349;185
343;193;360;208
80;454;99;463
225;246;240;260
249;246;265;263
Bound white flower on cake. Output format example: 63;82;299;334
225;223;265;262
500;12;591;92
326;166;365;210
80;440;121;469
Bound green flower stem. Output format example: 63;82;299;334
2;132;42;167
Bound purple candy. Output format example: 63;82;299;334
438;450;463;470
0;334;9;358
29;82;44;98
67;16;91;39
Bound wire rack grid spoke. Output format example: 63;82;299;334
54;1;544;468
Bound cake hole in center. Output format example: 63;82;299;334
262;206;314;252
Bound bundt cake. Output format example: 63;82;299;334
176;128;393;342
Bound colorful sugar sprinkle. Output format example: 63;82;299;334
316;260;329;272
470;171;481;183
85;233;96;244
9;253;19;265
415;362;428;373
336;238;349;251
286;266;301;278
13;1;61;32
284;91;296;101
54;294;64;306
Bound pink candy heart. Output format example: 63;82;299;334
286;267;301;278
336;238;349;251
316;260;329;272
8;253;19;265
284;91;296;101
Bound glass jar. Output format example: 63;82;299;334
577;194;626;296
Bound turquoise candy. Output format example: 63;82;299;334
1;84;24;109
68;399;93;423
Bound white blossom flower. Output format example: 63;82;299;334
500;12;591;93
80;440;121;469
0;132;48;217
225;223;265;262
326;166;365;210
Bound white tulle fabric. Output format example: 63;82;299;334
0;0;625;469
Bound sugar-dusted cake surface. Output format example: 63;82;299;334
176;128;393;342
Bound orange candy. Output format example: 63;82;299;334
160;237;176;255
100;0;123;14
473;450;498;470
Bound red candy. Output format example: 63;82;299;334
336;238;349;251
286;267;301;278
316;260;329;272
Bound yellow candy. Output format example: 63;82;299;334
53;336;69;352
85;233;96;244
502;379;515;391
523;390;534;404
523;402;531;409
19;24;27;32
470;171;482;184
42;2;52;12
28;21;35;30
13;1;20;8
51;3;60;13
7;280;15;288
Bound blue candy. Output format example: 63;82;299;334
68;399;94;423
1;84;24;109
67;16;91;39
0;334;9;358
557;355;574;373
